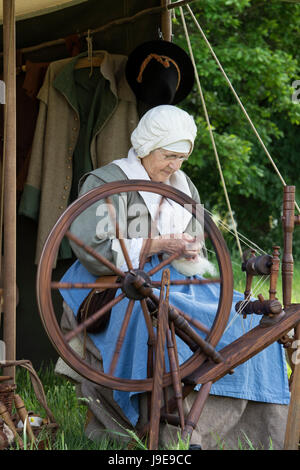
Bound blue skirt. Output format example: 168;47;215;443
59;256;290;426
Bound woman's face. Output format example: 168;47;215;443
141;148;189;182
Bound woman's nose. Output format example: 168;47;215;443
168;160;182;170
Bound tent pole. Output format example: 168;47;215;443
161;0;172;41
2;0;16;381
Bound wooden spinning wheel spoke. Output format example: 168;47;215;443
64;292;126;343
166;325;185;430
151;277;221;286
66;230;125;278
140;298;156;374
139;237;153;271
140;298;156;343
174;306;211;336
139;194;166;270
140;298;156;419
108;299;135;376
105;197;133;272
147;250;184;277
51;281;122;290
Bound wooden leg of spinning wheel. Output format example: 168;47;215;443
149;298;169;450
181;381;212;444
148;268;171;449
166;326;185;430
284;323;300;450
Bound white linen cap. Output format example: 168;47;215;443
131;105;197;158
162;140;191;154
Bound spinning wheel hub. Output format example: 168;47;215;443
121;269;152;300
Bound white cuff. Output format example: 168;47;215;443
111;238;144;271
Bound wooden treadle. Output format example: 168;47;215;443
183;304;300;386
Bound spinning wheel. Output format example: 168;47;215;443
37;180;234;448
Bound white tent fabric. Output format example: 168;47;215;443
0;0;299;23
0;0;87;22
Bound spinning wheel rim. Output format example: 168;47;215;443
37;180;234;392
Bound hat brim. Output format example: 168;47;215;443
125;40;195;106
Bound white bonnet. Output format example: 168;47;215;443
131;105;197;157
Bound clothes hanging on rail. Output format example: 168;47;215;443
0;61;49;203
19;51;139;264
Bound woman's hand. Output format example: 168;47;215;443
141;233;201;261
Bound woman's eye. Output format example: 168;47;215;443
165;156;177;160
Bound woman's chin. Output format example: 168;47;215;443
156;173;171;183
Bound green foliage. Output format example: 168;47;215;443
172;0;300;255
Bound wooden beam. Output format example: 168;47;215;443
183;304;300;386
161;0;172;41
2;0;16;381
11;0;198;56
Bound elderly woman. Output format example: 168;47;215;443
56;105;290;450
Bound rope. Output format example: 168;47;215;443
185;3;300;214
180;7;243;260
204;207;268;255
86;30;93;78
223;274;270;334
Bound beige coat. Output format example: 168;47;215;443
19;51;139;264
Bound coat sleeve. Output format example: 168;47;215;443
18;69;51;220
18;100;47;220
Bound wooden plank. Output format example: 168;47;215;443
184;304;300;386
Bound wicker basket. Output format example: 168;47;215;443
14;412;59;450
0;360;59;450
0;383;16;415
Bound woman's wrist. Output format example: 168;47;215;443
140;236;163;258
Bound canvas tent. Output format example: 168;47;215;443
0;0;175;372
0;0;299;372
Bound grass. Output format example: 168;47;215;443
5;363;193;451
4;259;298;451
7;364;274;451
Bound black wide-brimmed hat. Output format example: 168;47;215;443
125;40;195;106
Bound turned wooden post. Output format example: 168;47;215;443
244;249;256;302
281;185;300;449
269;246;280;301
282;186;295;309
14;394;36;445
